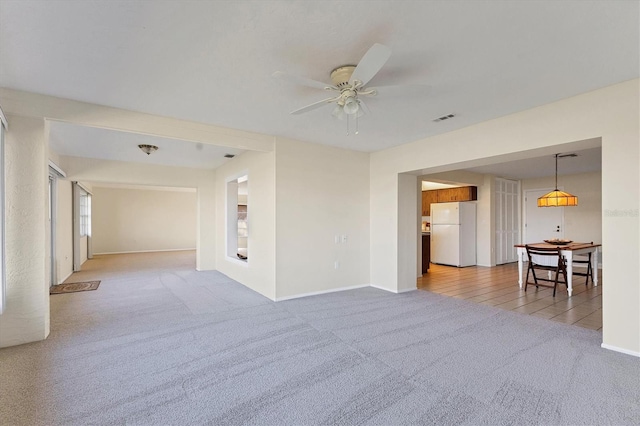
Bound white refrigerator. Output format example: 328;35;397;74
430;202;476;267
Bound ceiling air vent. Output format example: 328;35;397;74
433;113;455;122
224;154;235;158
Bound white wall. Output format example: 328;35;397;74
274;138;370;299
371;79;639;355
215;150;276;300
59;156;215;271
398;173;418;292
92;187;197;254
0;115;48;347
522;171;602;246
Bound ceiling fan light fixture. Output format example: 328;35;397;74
138;144;158;155
537;153;578;207
332;105;346;120
343;96;360;115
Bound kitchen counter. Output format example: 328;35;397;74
421;233;430;273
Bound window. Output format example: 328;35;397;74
79;190;89;237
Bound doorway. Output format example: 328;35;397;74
226;174;249;262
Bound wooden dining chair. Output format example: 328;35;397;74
525;245;568;297
572;242;593;286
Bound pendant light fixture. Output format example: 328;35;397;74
537;153;578;207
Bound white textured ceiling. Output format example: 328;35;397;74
1;0;638;156
48;121;243;169
462;147;602;180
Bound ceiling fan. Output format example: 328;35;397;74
273;43;430;133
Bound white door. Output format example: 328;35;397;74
524;189;564;243
495;178;520;264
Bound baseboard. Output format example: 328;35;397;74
57;271;73;285
275;284;370;302
601;343;640;358
370;284;417;294
93;248;196;255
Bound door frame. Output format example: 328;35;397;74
48;162;65;286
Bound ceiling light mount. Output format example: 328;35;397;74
330;65;357;88
537;153;578;207
138;144;158;155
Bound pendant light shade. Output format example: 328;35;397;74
537;189;578;207
537;154;578;207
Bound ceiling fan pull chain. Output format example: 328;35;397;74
346;114;350;136
355;114;359;135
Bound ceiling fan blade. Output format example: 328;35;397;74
273;71;336;91
290;97;337;115
365;84;431;97
358;99;372;116
349;43;392;86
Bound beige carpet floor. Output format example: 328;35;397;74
0;251;638;425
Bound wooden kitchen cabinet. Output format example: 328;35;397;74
421;190;438;216
422;233;430;273
436;186;477;203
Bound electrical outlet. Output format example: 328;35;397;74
335;235;340;244
334;261;339;269
341;235;348;243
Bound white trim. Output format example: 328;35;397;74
370;284;417;294
601;343;640;358
274;284;370;302
0;104;7;129
57;271;74;285
48;160;66;178
76;182;93;195
93;248;196;255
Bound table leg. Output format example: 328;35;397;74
517;249;524;288
592;248;599;286
565;252;573;297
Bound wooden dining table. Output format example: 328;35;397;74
514;242;601;296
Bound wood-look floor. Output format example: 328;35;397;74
418;262;602;331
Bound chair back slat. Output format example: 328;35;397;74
525;246;563;266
